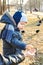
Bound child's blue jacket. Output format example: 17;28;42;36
1;12;26;56
2;24;26;55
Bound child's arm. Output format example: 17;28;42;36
11;37;26;50
5;24;34;50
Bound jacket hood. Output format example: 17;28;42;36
0;12;16;26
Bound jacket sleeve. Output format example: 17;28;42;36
5;24;26;50
11;37;26;50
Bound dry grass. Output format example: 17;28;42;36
0;12;43;65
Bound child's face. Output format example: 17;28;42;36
17;22;27;30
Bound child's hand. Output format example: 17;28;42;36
26;44;34;50
25;44;36;58
24;48;36;57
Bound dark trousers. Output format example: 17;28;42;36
0;51;25;65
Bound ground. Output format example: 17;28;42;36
0;11;43;65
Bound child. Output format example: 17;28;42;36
0;11;35;65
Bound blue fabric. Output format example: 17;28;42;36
1;24;26;65
2;29;7;40
0;13;15;26
2;24;26;50
13;11;22;25
0;33;1;39
11;38;26;50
